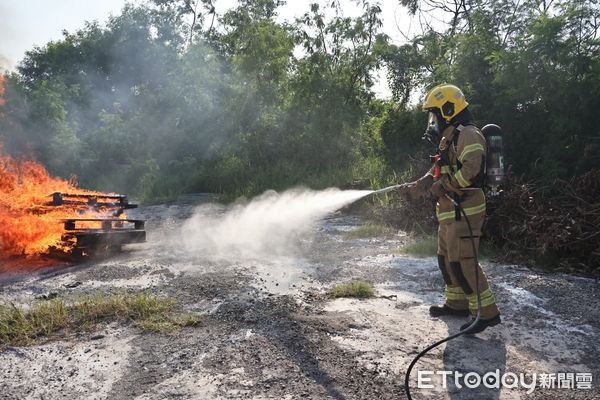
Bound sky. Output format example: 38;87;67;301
0;0;419;97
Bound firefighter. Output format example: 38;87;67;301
399;84;501;334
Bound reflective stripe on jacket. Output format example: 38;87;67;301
434;124;486;224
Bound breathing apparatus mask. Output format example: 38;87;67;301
422;109;448;146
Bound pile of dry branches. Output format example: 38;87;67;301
485;170;600;276
358;169;599;277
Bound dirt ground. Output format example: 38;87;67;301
1;197;598;400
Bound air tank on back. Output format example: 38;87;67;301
482;124;505;195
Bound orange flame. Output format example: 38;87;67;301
0;147;118;260
0;75;127;268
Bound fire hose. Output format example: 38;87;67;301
372;123;504;398
369;184;403;195
403;194;482;400
369;187;483;399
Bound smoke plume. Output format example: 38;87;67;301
180;188;372;260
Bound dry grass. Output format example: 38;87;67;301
345;223;394;239
0;291;201;347
329;281;375;299
397;236;439;257
397;235;498;261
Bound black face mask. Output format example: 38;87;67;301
422;111;448;146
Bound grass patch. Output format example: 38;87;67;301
397;235;501;261
398;235;438;257
345;223;394;239
134;314;202;333
329;281;375;299
0;292;201;347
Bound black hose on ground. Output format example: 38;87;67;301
404;196;482;400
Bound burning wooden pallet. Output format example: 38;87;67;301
50;192;146;257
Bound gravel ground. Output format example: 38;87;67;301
1;197;598;400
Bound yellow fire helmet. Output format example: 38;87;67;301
422;84;469;122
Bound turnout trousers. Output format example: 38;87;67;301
437;211;500;319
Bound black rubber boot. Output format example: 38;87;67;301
429;305;470;317
460;315;501;334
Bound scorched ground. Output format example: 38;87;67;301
0;196;598;400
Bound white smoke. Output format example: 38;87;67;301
180;187;372;260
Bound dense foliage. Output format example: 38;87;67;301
0;0;598;204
